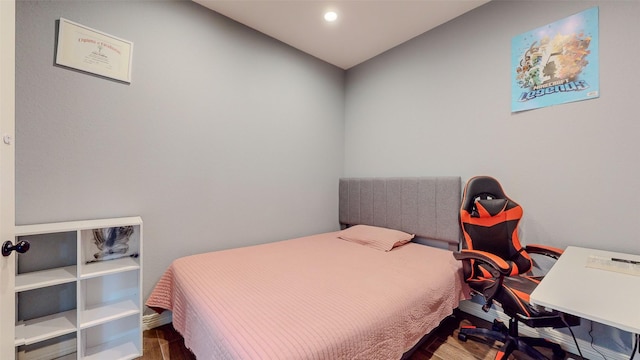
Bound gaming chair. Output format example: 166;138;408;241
454;176;580;360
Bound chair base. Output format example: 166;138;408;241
458;319;566;360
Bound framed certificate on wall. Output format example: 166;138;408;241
55;18;133;83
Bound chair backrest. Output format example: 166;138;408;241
460;176;532;277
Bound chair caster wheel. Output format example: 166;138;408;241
458;332;467;342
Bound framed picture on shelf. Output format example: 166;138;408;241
82;225;140;264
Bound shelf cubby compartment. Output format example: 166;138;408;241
79;223;141;276
14;309;77;347
16;332;77;360
15;265;77;292
81;314;142;360
15;280;77;349
15;229;78;292
79;270;141;329
80;257;140;279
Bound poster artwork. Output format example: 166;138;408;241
84;226;139;264
511;7;599;113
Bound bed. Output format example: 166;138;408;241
146;177;470;360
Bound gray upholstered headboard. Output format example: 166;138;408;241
339;177;461;250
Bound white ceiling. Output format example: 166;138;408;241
193;0;490;69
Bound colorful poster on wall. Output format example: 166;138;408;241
511;7;599;113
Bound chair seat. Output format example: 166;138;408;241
468;274;579;327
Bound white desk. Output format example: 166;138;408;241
529;246;640;334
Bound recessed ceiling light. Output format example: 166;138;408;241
324;11;338;22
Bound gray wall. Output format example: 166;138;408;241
345;1;640;256
344;0;639;355
15;0;345;301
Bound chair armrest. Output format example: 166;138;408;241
525;244;564;259
453;249;512;275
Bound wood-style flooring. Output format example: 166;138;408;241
138;309;576;360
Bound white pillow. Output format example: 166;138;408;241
338;225;414;251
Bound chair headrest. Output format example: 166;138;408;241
462;176;508;213
473;198;508;218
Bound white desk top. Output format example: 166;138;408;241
529;246;640;334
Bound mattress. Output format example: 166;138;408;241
146;231;469;360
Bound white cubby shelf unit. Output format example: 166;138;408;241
13;216;143;360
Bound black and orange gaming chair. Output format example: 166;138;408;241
453;176;580;360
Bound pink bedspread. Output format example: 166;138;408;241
146;231;469;360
